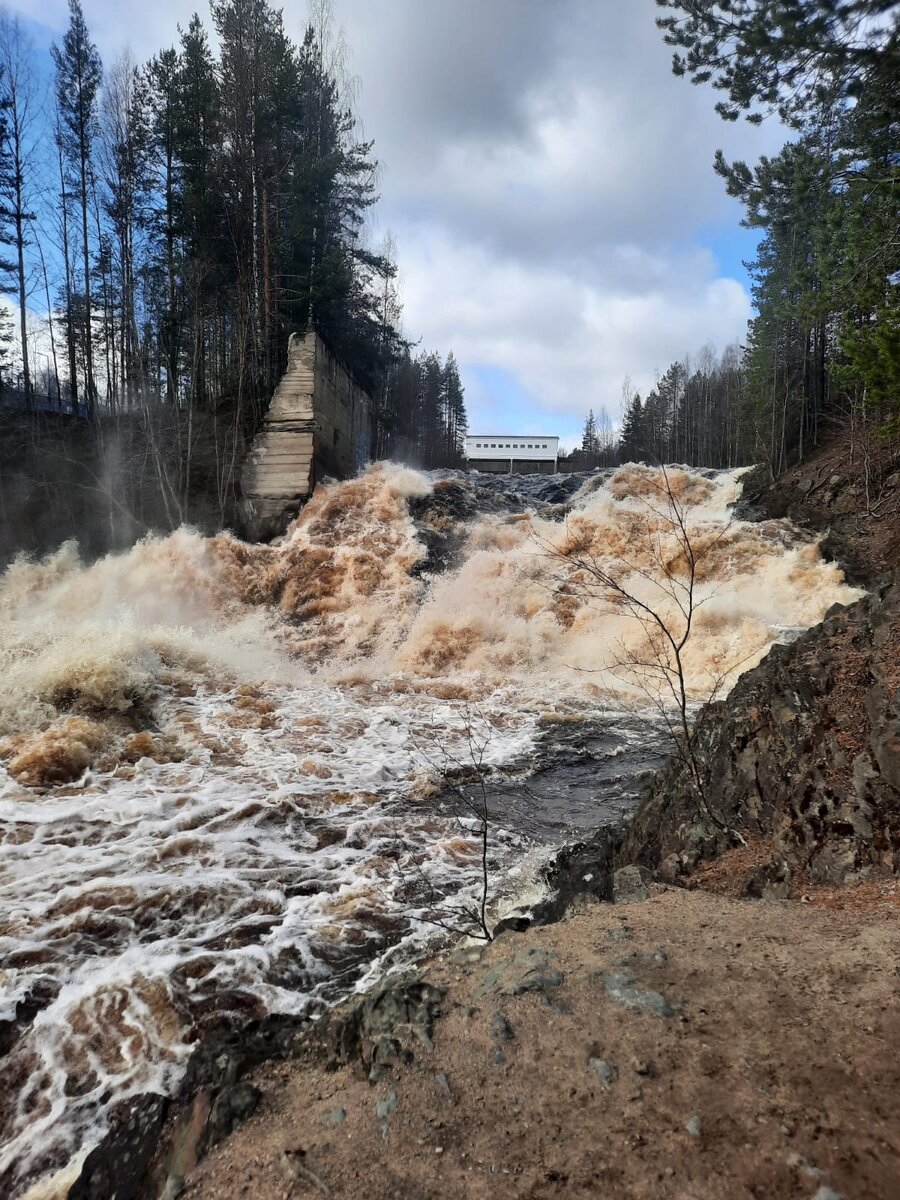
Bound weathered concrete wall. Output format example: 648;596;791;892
470;458;558;475
241;332;371;541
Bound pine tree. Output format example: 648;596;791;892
52;0;102;415
660;0;900;463
656;0;899;128
176;15;221;410
146;46;181;405
101;51;151;409
582;409;598;457
0;74;19;304
618;392;645;462
442;352;467;464
0;13;37;410
0;302;14;393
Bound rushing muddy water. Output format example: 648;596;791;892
0;463;861;1197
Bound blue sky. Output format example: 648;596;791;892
9;0;781;449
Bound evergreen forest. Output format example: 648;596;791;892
0;0;468;558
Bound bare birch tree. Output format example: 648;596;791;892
533;465;746;841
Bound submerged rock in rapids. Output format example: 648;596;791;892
69;1093;168;1200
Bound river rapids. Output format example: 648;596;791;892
0;462;861;1197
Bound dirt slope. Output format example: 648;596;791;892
743;435;900;586
183;886;899;1200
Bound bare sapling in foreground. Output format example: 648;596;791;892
395;704;499;942
533;464;746;843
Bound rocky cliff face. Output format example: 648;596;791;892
739;438;900;586
622;574;900;886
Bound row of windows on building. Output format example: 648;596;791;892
472;442;551;450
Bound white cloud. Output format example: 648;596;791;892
396;225;751;428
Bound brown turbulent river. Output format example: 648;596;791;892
0;463;860;1198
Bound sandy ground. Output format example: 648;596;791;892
183;885;899;1200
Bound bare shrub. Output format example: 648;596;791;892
532;464;746;842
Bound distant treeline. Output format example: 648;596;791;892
573;345;747;470
0;0;468;558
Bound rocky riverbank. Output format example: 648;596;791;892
154;882;899;1200
622;572;900;891
68;435;899;1200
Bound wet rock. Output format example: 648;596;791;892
603;970;675;1018
0;978;60;1057
490;1012;515;1042
159;1176;183;1200
408;481;478;575
622;574;900;884
491;914;532;935
613;865;651;903
179;1012;310;1097
158;1090;211;1189
69;1093;168;1200
588;1058;618;1088
319;976;446;1070
154;1080;260;1180
477;947;564;998
743;856;792;901
528;825;625;925
375;1090;398;1119
206;1082;261;1146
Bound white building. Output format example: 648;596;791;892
464;434;559;475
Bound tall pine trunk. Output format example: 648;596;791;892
78;83;95;416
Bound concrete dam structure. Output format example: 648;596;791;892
241;331;371;541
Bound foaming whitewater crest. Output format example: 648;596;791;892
212;461;432;663
392;464;861;702
0;464;432;787
0;461;862;1196
0;528;290;787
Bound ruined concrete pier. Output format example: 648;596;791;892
240;331;371;541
